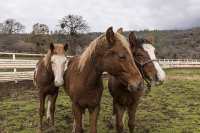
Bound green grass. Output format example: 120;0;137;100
1;69;200;133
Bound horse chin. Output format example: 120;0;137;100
156;80;164;85
127;84;144;93
54;83;63;87
150;80;156;87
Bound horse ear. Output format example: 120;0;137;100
116;27;123;34
129;32;137;51
64;43;68;51
106;26;115;45
50;43;54;52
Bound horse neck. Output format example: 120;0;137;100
42;57;54;81
79;54;103;87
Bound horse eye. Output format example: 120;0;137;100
107;50;115;56
136;53;143;57
51;60;54;64
136;54;141;57
118;53;126;60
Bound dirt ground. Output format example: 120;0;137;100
0;81;36;100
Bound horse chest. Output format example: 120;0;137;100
117;93;135;106
112;89;141;106
70;87;103;108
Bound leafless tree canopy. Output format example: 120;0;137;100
0;19;25;34
60;14;89;36
32;23;49;34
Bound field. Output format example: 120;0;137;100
1;69;200;133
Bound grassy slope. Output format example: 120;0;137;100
1;69;200;133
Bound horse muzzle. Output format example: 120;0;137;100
54;80;64;87
128;82;144;92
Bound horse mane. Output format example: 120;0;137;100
42;43;66;69
78;33;133;71
78;35;102;71
136;38;152;46
43;50;52;69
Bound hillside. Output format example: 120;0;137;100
0;34;39;53
0;27;200;58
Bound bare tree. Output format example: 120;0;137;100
32;23;49;34
0;19;25;34
60;14;89;36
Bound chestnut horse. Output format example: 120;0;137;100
34;43;68;130
64;27;144;133
108;30;166;133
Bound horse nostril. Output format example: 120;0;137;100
54;80;64;87
138;82;144;90
128;84;137;92
128;81;144;92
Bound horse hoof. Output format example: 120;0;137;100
106;116;115;129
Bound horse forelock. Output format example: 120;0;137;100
53;44;66;55
137;38;152;46
43;44;66;68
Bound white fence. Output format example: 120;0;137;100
0;52;43;82
0;52;200;82
158;59;200;68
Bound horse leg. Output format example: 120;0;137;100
50;90;58;126
88;106;100;133
109;99;116;128
39;92;46;130
46;95;52;124
72;103;84;133
115;103;125;133
127;101;138;133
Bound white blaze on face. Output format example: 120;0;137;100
142;44;166;82
51;55;67;87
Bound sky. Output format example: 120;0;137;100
0;0;200;32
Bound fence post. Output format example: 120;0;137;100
13;54;18;83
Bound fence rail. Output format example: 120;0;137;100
0;52;200;82
158;59;200;68
0;52;43;82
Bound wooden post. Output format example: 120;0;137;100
13;54;18;83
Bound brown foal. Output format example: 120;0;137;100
63;27;144;133
34;43;68;131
